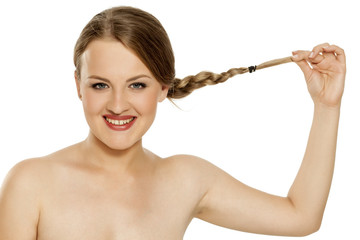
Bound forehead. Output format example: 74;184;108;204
80;38;152;79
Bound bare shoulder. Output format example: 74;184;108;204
160;154;223;193
164;154;224;176
0;158;44;238
1;158;49;194
0;143;82;214
162;154;214;173
0;144;82;238
158;154;231;215
1;143;81;194
0;158;47;237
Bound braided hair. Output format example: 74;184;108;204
168;56;293;99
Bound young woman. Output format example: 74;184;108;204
0;6;346;240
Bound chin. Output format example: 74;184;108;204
87;129;142;152
100;134;143;151
105;139;141;151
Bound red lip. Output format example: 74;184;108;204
103;115;137;131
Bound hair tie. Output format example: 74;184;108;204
248;65;257;73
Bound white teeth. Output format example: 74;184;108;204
105;117;134;126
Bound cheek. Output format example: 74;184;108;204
82;91;107;115
132;91;159;116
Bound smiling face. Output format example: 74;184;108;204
76;38;169;150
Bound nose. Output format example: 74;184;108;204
106;89;130;115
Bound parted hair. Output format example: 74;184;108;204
74;6;292;99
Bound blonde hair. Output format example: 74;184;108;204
74;6;292;99
169;56;292;98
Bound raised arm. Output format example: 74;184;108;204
195;43;346;236
287;43;345;230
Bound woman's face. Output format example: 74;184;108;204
76;38;169;150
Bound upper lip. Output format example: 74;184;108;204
103;114;137;120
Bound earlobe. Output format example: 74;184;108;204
74;71;82;100
158;85;169;102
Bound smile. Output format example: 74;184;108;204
104;117;135;126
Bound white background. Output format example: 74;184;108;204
0;0;359;239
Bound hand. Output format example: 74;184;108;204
292;43;346;108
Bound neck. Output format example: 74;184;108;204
80;132;147;174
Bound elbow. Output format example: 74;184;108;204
306;219;322;236
286;198;325;236
292;217;323;237
297;223;321;237
303;211;326;236
287;224;320;237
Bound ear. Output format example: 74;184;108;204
74;71;82;100
158;85;169;102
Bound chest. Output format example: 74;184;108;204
37;171;196;240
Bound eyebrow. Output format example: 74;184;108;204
87;74;151;83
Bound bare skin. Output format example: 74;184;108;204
1;141;210;240
0;41;346;240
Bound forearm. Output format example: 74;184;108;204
287;104;340;227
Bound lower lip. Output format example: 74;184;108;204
103;117;137;131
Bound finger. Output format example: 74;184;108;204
310;43;341;64
309;43;330;59
323;45;346;64
292;50;324;64
309;53;324;64
292;50;310;61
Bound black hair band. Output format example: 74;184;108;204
248;65;257;73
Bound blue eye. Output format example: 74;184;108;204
130;82;146;89
92;83;109;89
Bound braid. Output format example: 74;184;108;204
168;56;293;99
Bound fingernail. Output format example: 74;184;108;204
309;51;315;58
292;54;299;60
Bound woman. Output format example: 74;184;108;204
0;6;346;240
